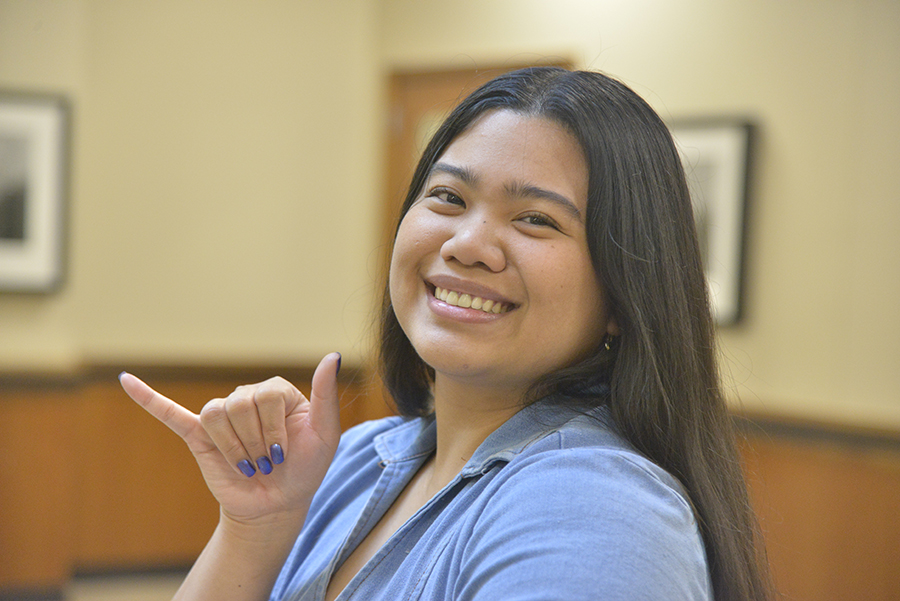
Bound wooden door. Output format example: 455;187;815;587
383;68;510;246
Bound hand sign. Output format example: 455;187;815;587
119;352;343;525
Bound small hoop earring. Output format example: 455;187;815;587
603;334;614;352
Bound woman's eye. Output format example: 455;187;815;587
432;189;465;206
437;190;466;206
520;212;560;230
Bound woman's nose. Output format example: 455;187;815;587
439;216;507;272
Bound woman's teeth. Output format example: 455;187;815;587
434;286;509;314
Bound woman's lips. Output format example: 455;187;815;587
425;275;517;316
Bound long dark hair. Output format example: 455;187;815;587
380;67;772;601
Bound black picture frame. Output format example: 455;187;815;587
0;92;69;293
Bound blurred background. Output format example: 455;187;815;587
0;1;897;599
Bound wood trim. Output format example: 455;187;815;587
0;362;363;388
734;408;900;450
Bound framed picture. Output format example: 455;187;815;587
0;92;69;292
669;120;754;325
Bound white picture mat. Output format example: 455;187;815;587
0;97;67;291
671;122;751;324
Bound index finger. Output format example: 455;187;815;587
119;372;199;439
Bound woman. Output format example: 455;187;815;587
121;67;771;600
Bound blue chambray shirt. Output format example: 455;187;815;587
270;400;711;601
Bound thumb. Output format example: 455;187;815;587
307;352;343;446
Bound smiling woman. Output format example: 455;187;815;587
387;110;611;407
121;67;773;601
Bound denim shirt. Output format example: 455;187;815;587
270;400;711;601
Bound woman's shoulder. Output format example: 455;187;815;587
486;404;696;523
456;406;711;600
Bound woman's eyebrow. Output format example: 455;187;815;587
429;162;479;186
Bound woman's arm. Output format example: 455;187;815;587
171;507;314;601
119;352;343;601
172;509;307;601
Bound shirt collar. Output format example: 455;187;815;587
373;395;612;476
461;400;611;477
374;417;436;466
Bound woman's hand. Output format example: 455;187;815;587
119;352;343;527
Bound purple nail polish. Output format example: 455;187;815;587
271;444;284;465
237;459;256;477
336;353;342;376
257;456;273;475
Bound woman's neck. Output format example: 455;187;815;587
427;376;526;484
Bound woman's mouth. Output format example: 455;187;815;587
433;286;511;314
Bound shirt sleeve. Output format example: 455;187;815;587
454;448;712;601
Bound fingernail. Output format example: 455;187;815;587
270;444;284;465
237;459;256;477
118;371;127;382
335;352;342;376
257;456;273;475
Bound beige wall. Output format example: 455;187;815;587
1;0;898;428
0;0;384;369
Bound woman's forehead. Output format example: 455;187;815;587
432;110;589;211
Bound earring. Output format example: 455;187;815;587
603;334;614;352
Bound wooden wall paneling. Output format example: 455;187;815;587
4;366;900;600
73;377;220;570
0;383;78;593
740;429;900;601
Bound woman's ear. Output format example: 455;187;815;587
606;317;621;337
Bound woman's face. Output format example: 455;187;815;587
389;110;616;398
